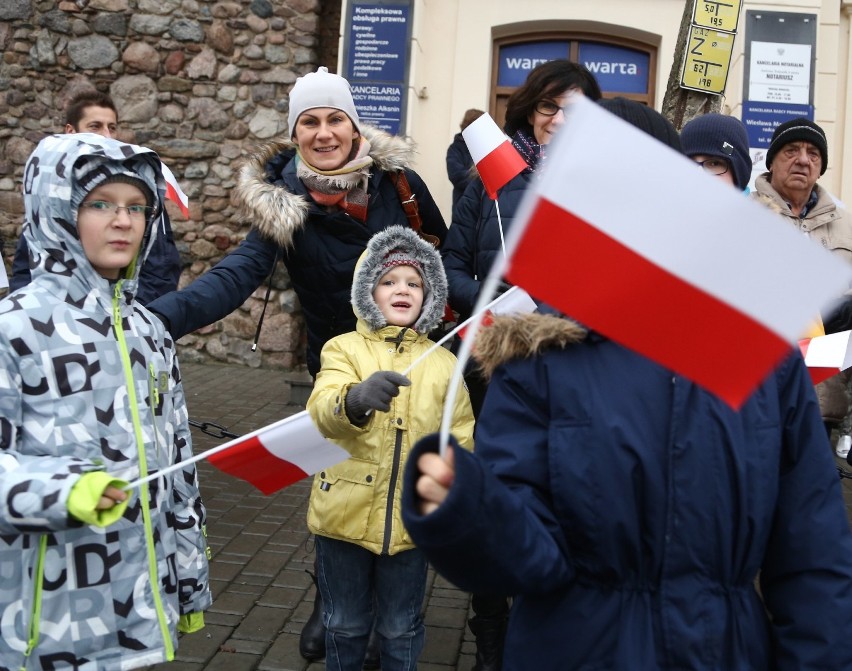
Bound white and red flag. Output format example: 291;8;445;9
457;286;537;339
125;411;349;495
799;330;852;385
498;96;852;408
462;113;527;199
160;161;190;218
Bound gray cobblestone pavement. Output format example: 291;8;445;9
147;361;852;671
144;362;477;671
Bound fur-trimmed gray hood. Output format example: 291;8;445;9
234;125;418;248
351;226;447;334
473;312;588;379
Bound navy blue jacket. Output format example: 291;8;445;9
403;316;852;670
148;128;446;377
10;211;180;306
446;132;475;211
442;172;532;320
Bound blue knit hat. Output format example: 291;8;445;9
680;114;752;190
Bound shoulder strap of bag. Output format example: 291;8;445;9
390;171;440;248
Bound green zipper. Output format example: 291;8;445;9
20;535;48;669
113;283;174;660
149;363;161;459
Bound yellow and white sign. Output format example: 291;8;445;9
693;0;743;33
680;27;735;94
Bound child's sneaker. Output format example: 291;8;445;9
836;434;852;459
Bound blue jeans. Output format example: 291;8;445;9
315;536;427;671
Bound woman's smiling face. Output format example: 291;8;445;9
293;108;360;170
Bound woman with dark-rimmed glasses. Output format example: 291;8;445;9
440;59;601;671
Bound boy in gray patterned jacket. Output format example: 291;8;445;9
0;133;211;670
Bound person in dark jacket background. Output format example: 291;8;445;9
9;90;182;306
146;66;447;667
446;108;484;212
401;100;852;671
440;60;602;671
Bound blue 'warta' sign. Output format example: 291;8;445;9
497;41;649;95
498;42;570;88
579;42;649;94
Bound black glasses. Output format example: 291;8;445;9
80;200;153;220
534;100;567;117
694;158;730;176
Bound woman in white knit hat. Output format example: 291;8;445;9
145;66;448;668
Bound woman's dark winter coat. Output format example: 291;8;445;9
402;312;852;671
446;132;475;210
442;172;532;321
148;127;446;376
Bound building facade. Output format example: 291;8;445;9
372;0;851;217
1;0;850;371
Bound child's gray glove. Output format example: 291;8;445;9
346;371;411;424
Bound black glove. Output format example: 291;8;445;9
345;371;411;424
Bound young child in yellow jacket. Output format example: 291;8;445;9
307;225;474;671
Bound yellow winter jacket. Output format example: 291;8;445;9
307;320;475;555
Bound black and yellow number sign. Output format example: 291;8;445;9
693;0;742;34
680;27;735;94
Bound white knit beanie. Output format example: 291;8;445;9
287;66;360;138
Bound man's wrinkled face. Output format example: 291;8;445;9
769;141;822;200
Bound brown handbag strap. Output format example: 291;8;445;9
390;171;440;248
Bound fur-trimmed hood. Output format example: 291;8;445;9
473;312;587;379
351;225;447;334
235;125;418;248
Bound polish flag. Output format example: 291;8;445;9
462;113;528;199
502;96;852;408
123;411;350;495
457;286;537;339
799;331;852;385
207;411;349;495
160;161;190;217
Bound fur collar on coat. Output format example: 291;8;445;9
235;125;418;249
473;312;587;379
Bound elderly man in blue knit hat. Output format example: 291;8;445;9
752;118;852;456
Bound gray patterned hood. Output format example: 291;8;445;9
351;225;448;334
22;132;163;301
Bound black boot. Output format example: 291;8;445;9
362;626;380;669
299;567;326;661
469;615;506;671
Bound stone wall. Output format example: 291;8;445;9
0;0;342;372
